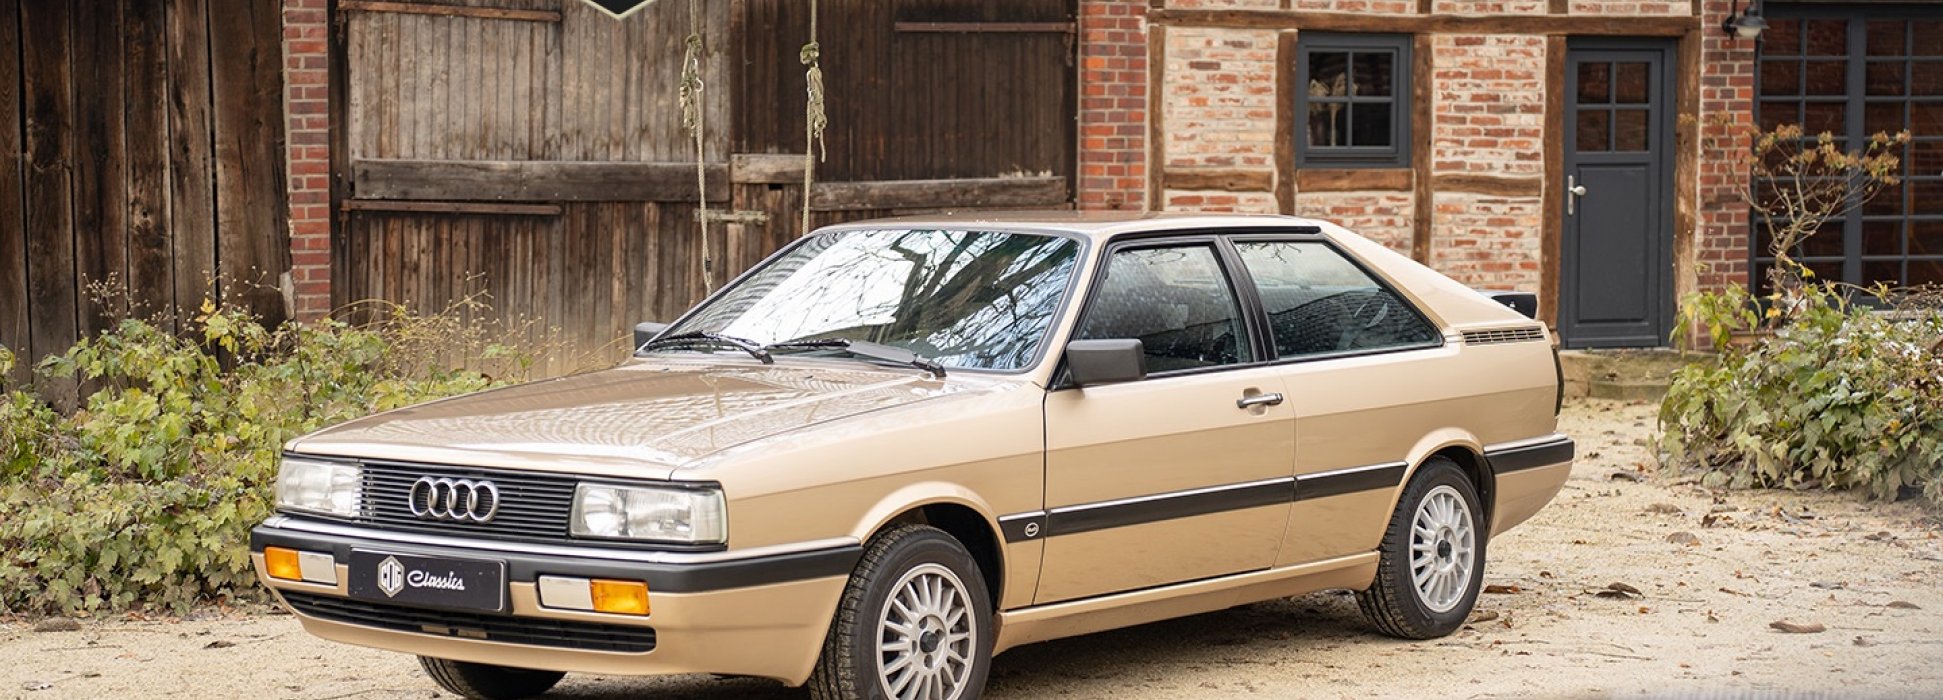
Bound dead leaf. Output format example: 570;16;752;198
1810;581;1846;590
1595;582;1643;599
32;618;80;633
1645;503;1684;515
1702;512;1736;528
1666;531;1702;546
1706;609;1720;623
1609;471;1644;483
21;681;54;692
1719;587;1750;596
1470;610;1501;623
1854;636;1877;647
1864;531;1896;542
202;640;235;649
1484;584;1522;594
1886;600;1921;610
1769;620;1827;634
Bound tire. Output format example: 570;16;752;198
417;656;565;700
1356;457;1486;639
808;524;994;700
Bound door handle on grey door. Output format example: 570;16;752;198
1236;392;1285;409
1567;175;1588;216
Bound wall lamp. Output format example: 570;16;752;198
1722;0;1769;42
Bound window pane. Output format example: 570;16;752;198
1909;259;1943;287
1867;20;1907;57
1077;247;1251;372
1914;220;1943;255
1864;220;1906;256
1614;62;1650;104
1915;21;1943;57
1758;101;1800;131
1862;61;1906;96
1351;104;1392;147
1913;140;1943;173
1234;242;1438;358
1578;62;1610;104
1310;52;1349;97
1804;60;1847;95
1862;259;1904;286
1353;52;1394;97
1613;109;1649;152
1799;220;1845;257
1577;109;1611;152
1309;103;1350;148
1806;259;1844;283
1913;104;1943;135
1866;102;1906;135
1764;19;1801;56
1804;102;1845;135
1866;178;1906;216
1806;19;1847;56
1914;62;1943;96
1761;61;1801;97
1913;179;1943;215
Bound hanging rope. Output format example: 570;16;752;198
799;0;827;237
680;0;715;293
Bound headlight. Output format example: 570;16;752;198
274;456;361;518
571;484;726;544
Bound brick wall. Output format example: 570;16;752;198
1160;25;1279;211
1428;34;1546;290
1077;0;1151;211
283;0;331;320
1295;192;1416;254
1696;0;1757;293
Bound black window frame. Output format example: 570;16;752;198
1295;33;1413;169
1754;4;1943;291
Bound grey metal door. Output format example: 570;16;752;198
1561;41;1676;348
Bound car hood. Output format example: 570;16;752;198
288;358;1007;479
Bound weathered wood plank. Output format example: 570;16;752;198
168;0;219;312
338;1;561;23
71;0;128;332
353;159;730;202
1430;173;1544;197
806;177;1070;211
20;0;79;371
731;153;808;184
1275;30;1297;214
124;0;176;328
211;0;292;323
1147;23;1166;209
1412;34;1434;262
1672;28;1701;332
1147;8;1696;36
1298;168;1414;193
0;0;28;361
1540;35;1567;328
342;199;563;216
1163;168;1276;193
891;22;1075;33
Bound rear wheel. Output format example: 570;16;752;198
1357;457;1485;639
417;656;565;700
808;524;993;700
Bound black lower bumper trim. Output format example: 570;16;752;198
251;522;862;593
281;591;657;653
1485;437;1575;474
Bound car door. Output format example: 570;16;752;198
1034;240;1295;604
1225;237;1459;566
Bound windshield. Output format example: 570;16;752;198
659;229;1082;371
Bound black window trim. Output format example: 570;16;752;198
1294;32;1414;169
1050;229;1447;390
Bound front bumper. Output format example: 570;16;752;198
251;516;859;685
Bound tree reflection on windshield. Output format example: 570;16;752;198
664;229;1080;371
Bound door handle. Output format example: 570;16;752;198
1567;175;1588;216
1236;392;1285;409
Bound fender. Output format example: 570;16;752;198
1382;428;1488;521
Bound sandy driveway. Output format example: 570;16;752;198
5;399;1941;699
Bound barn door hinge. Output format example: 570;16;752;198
696;210;770;225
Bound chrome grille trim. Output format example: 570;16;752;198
1460;326;1547;345
355;460;577;543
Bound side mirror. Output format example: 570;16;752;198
633;321;671;350
1066;339;1147;387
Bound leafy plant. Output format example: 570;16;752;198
0;299;552;616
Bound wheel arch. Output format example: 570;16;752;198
850;484;1007;605
1393;430;1493;527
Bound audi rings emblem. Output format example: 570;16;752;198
407;477;501;523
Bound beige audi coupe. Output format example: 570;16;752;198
253;213;1572;700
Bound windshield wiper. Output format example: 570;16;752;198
638;331;773;364
764;338;946;378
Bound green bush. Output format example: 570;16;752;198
1661;282;1943;506
0;302;541;615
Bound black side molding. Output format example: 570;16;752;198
1484;437;1575;474
1295;463;1408;501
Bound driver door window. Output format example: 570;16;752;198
1076;245;1253;373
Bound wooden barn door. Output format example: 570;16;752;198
334;0;1075;370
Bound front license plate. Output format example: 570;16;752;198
348;549;507;613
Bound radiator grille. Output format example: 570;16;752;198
282;591;656;653
1460;327;1547;345
355;461;577;543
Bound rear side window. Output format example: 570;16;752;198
1076;245;1253;373
1234;242;1439;358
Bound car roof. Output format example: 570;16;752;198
817;211;1332;241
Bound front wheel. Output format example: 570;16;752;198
417;657;565;700
1356;457;1486;639
808;524;994;700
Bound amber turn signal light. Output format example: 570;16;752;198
264;547;303;581
590;579;650;615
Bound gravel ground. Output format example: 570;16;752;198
5;399;1942;699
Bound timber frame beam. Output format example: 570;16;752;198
1146;9;1697;36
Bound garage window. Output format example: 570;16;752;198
1296;34;1412;168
